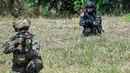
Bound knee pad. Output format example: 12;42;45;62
82;28;91;35
26;58;43;73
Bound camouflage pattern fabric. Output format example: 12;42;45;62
2;32;42;73
13;17;30;29
12;17;31;32
79;11;104;35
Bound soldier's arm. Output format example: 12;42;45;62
2;36;19;54
27;36;40;59
32;37;40;51
96;13;102;24
79;13;92;26
79;13;85;26
95;12;105;32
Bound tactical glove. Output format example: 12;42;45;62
11;39;20;46
18;37;26;45
83;20;93;26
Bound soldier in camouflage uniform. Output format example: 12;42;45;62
79;1;104;36
2;17;43;73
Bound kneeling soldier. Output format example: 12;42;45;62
3;17;43;73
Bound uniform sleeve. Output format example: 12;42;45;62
26;36;40;59
2;36;18;54
32;37;40;53
79;13;85;26
96;12;102;24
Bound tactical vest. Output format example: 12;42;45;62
12;33;34;64
13;50;29;64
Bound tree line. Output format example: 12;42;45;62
0;0;130;17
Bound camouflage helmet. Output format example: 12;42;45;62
12;17;31;32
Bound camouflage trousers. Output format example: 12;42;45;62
12;58;43;73
12;66;26;73
12;65;38;73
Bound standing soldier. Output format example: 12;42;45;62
2;17;43;73
79;1;104;36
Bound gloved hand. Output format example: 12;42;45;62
85;19;93;24
12;37;25;45
11;39;19;46
11;37;26;51
18;37;26;45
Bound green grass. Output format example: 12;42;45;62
0;17;130;73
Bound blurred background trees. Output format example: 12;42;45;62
0;0;130;17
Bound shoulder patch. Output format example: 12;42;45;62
80;13;85;17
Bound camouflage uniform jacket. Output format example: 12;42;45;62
79;11;102;27
3;32;40;65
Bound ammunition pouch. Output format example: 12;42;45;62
13;53;28;64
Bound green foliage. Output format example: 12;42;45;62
24;0;37;8
124;14;130;22
74;0;109;14
42;3;51;16
74;0;88;11
24;0;51;16
1;0;130;17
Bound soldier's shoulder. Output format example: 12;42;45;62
25;32;34;38
26;32;40;43
31;35;40;43
3;35;16;43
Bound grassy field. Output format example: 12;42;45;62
0;16;130;73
